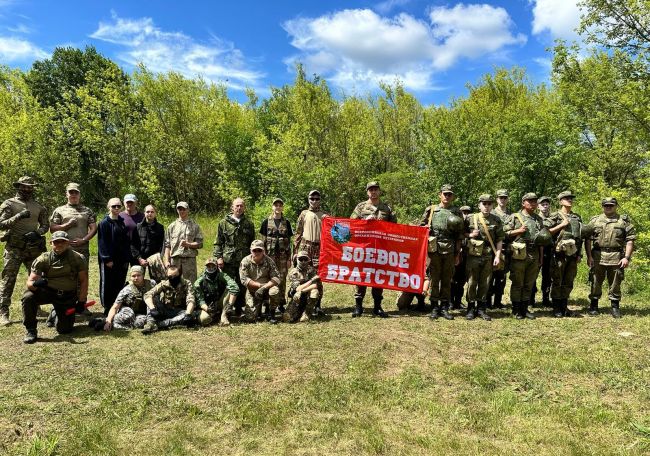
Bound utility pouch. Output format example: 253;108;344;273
468;239;485;257
427;236;437;253
556;238;577;256
511;241;527;260
6;234;26;250
495;253;506;271
25;236;46;256
437;239;453;255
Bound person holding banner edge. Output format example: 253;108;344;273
350;181;397;318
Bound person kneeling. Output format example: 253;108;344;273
22;231;88;344
194;258;239;326
240;240;281;324
100;266;155;331
283;251;321;322
141;265;196;334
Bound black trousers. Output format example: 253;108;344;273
22;288;76;333
99;261;129;314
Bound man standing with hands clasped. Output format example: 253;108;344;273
164;202;203;283
50;182;97;264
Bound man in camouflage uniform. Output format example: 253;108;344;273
213;197;256;315
102;265;155;330
529;195;552;308
194;258;239;326
0;176;49;326
464;195;504;321
142;264;196;334
294;189;327;314
260;198;293;312
50;182;97;264
164;201;203;283
350;181;396;318
504;193;550;320
21;231;88;343
585;197;635;318
145;252;167;283
239;240;281;324
544;191;583;318
420;184;464;320
283;251;321;323
450;205;472;310
487;189;511;309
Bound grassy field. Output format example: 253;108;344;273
1;215;649;455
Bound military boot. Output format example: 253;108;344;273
429;301;440;320
542;291;551;308
23;330;37;344
415;294;427;313
266;307;279;325
465;302;476;320
302;298;317;322
0;311;9;327
520;302;536;320
588;298;599;316
610;300;621;319
352;298;363;318
493;292;505;309
142;320;158;334
563;299;579;318
477;302;492;321
552;299;564;318
372;299;389;318
440;301;454;320
513;302;525;320
486;295;493;309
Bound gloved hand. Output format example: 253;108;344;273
33;277;48;289
24;231;41;243
148;308;160;319
18;209;31;220
75;300;87;314
255;287;267;299
181;314;196;327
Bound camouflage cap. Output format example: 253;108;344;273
557;191;575;200
496;189;509;197
13;176;38;187
250;239;265;251
296;250;310;259
124;193;137;203
440;184;454;194
602;196;618;206
66;182;80;192
130;265;144;275
459;205;471;212
176;201;189;209
521;192;538;202
478;194;493;203
538;195;551;204
308;189;321;197
51;231;69;241
205;257;218;266
272;197;284;205
366;181;380;190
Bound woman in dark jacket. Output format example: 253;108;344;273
98;197;131;314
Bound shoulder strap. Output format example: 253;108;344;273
427;205;435;228
514;212;525;226
478;214;498;254
473;214;478;231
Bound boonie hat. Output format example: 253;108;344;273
13;176;38;187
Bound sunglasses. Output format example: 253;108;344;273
111;204;122;209
442;192;454;197
176;207;187;211
298;258;309;262
309;198;320;201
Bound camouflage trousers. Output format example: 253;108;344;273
589;264;624;301
269;252;290;305
509;249;540;302
170;256;197;283
1;247;39;316
244;286;280;322
297;240;321;267
146;305;187;329
283;288;319;322
223;263;245;313
113;307;147;329
550;254;578;300
428;252;456;302
465;254;493;302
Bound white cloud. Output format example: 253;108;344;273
0;36;47;62
283;5;526;92
531;0;582;39
374;0;412;15
7;23;31;34
90;12;264;91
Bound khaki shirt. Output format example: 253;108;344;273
351;200;397;222
31;248;88;291
50;203;96;253
295;209;327;244
165;219;204;258
239;254;281;287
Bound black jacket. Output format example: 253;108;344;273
130;218;165;262
98;215;131;264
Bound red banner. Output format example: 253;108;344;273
318;217;429;293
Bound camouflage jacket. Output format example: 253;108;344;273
420;204;463;241
0;196;48;248
213;214;256;266
114;279;156;314
544;211;583;254
239;254;280;287
193;270;239;308
144;278;195;312
287;265;320;292
465;213;505;256
350;200;397;222
504;210;544;244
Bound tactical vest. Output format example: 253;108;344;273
593;215;628;250
265;216;290;255
556;212;581;242
3;197;44;249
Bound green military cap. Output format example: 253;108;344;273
130;265;144;275
521;192;538;202
13;176;38;187
176;201;189;209
440;184;454;194
272;197;284;205
250;239;265;251
602;196;618;206
557;191;575;200
478;194;493;203
205;257;218;266
459;205;471;212
296;250;310;259
51;231;69;241
538;195;551;204
366;181;380;190
66;182;81;192
496;189;509;197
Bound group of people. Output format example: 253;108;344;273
0;177;636;344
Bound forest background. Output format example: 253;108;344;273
1;0;648;294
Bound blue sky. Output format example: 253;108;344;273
0;0;583;105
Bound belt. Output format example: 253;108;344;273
594;247;621;253
302;239;320;245
46;287;76;297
